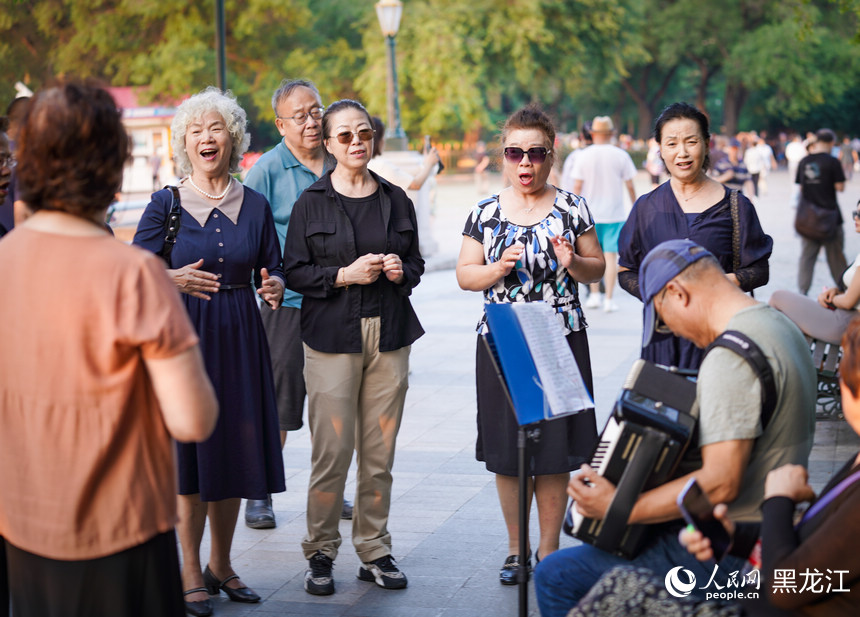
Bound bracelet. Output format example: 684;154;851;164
341;268;349;289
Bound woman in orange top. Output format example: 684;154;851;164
0;80;218;617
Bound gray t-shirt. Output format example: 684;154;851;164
696;303;816;521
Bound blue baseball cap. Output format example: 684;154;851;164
640;239;714;348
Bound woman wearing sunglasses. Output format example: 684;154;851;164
456;105;604;583
283;99;424;596
769;199;860;347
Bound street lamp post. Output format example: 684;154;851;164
215;0;227;90
375;0;407;151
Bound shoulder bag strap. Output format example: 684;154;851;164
730;189;741;274
704;330;777;430
729;189;755;297
155;185;181;265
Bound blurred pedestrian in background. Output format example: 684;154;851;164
559;123;593;195
474;140;491;194
570;115;637;313
712;137;753;195
368;115;441;192
644;137;664;189
840;135;857;181
794;128;847;297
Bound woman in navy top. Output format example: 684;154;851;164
134;87;285;616
618;103;772;370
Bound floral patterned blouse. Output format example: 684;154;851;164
462;187;595;334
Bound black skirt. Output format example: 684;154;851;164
2;530;185;617
475;330;598;476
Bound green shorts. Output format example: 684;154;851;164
594;222;624;253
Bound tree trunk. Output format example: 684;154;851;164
621;64;680;140
694;60;713;118
637;104;654;140
620;74;654;141
722;81;748;136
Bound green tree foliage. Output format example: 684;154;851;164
1;0;858;146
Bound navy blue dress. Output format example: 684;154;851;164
134;185;286;501
618;182;772;369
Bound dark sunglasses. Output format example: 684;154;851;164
503;147;550;164
330;128;375;144
852;210;860;220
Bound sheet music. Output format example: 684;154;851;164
511;302;593;417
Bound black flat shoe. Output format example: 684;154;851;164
183;587;213;617
499;553;531;586
203;565;261;603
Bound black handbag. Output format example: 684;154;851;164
794;196;840;242
155;186;181;265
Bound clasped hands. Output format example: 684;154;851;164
342;253;404;286
818;286;839;310
495;235;577;280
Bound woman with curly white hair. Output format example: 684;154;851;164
134;87;286;616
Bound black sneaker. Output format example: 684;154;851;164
357;555;408;589
341;499;354;520
304;551;335;596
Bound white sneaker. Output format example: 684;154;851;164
585;293;602;309
603;298;619;313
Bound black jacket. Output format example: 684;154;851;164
283;170;424;353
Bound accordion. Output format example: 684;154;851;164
563;360;698;558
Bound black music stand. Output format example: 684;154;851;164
482;303;592;617
481;335;541;617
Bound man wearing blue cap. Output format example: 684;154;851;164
534;239;815;617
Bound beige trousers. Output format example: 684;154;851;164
301;317;410;562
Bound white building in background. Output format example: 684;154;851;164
108;87;184;194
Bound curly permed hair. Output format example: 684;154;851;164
171;87;250;177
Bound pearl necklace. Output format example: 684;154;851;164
188;175;232;200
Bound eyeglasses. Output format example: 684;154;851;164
654;287;672;335
503;147;551;164
277;107;324;125
852;210;860;220
0;154;15;168
329;129;375;145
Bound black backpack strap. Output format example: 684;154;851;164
704;330;777;430
155;185;181;265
